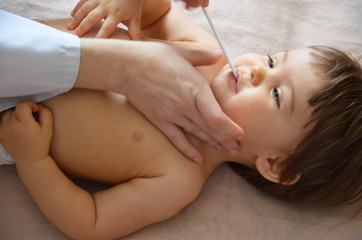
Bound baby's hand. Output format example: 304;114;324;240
0;101;53;165
68;0;144;40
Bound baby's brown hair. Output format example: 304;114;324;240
229;46;361;205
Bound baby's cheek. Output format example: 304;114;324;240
228;98;270;135
223;100;253;133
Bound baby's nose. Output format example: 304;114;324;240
250;65;266;86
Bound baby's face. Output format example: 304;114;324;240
211;48;325;157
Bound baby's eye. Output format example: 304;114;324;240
267;54;276;68
272;88;280;108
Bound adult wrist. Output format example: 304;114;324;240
74;38;130;94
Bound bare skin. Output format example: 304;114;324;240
66;0;244;162
5;4;229;239
0;2;323;239
42;1;227;206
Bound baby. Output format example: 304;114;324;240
0;0;361;239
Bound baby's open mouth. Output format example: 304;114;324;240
229;68;241;94
229;70;238;93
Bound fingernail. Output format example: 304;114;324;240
68;22;74;30
229;149;239;156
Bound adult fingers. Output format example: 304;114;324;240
178;116;218;148
179;48;222;67
161;123;202;163
195;85;244;152
173;94;220;148
96;16;118;38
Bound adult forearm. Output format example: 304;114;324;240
74;38;132;93
74;38;173;96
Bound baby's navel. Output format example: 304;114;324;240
132;131;143;143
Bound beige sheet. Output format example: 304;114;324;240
0;0;361;239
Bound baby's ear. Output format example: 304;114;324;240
255;155;300;185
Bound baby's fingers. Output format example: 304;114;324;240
1;109;13;124
128;17;142;40
73;10;105;37
71;0;88;17
15;101;40;122
38;105;53;134
71;0;98;21
95;16;119;38
68;1;99;31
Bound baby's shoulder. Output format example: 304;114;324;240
159;157;205;202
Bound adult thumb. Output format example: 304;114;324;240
181;49;222;67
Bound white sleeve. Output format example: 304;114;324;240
0;10;81;111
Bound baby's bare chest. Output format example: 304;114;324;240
43;89;180;184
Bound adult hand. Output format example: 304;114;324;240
181;0;209;9
75;40;244;163
121;42;244;162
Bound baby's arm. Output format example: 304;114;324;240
0;101;197;239
69;0;172;39
0;101;53;165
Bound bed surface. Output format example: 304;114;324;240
0;0;361;239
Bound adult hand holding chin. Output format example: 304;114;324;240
122;42;244;163
75;39;243;163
